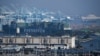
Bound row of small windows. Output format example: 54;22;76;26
43;39;65;44
24;29;45;33
0;39;65;44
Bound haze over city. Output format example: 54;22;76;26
0;0;100;16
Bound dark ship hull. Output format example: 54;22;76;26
2;22;64;36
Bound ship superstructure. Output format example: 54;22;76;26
0;7;77;56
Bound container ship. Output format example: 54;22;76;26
0;7;77;56
0;7;71;36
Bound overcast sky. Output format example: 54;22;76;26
0;0;100;16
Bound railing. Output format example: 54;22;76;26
0;47;99;56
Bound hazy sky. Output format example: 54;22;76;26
0;0;100;16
